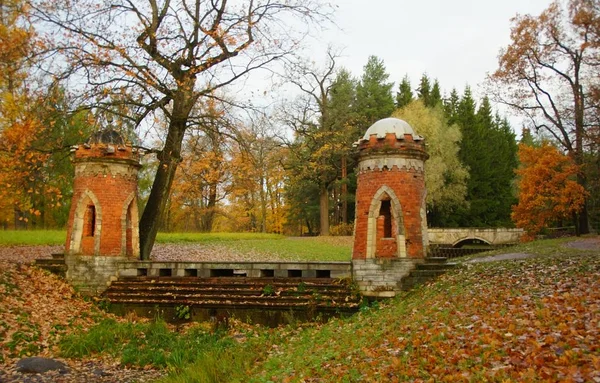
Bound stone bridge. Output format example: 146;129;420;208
427;228;523;247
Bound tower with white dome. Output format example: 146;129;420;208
352;118;429;297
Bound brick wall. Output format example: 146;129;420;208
352;132;428;260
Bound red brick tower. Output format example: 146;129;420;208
65;128;141;258
352;118;429;297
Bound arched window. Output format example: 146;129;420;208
379;200;392;238
84;205;96;237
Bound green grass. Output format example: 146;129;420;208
59;318;236;372
226;237;352;261
0;231;352;261
155;232;285;243
0;230;66;246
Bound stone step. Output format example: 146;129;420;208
107;298;359;312
35;258;65;266
102;275;361;317
51;253;65;260
104;291;360;305
109;280;350;292
106;285;352;296
113;277;349;289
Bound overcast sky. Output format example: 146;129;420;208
320;0;551;98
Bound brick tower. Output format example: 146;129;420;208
64;127;141;294
352;118;429;297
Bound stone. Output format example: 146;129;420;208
16;357;68;374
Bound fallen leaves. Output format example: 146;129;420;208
0;260;98;364
248;246;600;382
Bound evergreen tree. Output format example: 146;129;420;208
355;56;395;129
416;74;431;106
444;88;460;124
450;92;518;227
429;80;442;107
327;69;359;225
395;75;413;109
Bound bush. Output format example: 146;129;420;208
329;223;354;236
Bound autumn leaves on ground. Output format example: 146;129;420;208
1;237;598;383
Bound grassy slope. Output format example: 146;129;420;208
237;238;599;383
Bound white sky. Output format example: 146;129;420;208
321;0;551;98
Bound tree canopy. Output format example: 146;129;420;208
393;100;468;226
490;0;599;233
30;0;332;257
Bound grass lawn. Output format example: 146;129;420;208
0;230;352;261
0;230;66;246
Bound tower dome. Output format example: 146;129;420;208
356;118;423;145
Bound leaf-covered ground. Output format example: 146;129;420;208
0;247;164;382
246;238;599;382
0;237;598;383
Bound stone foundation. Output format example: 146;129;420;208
64;258;352;296
352;258;421;298
118;261;352;279
65;255;129;295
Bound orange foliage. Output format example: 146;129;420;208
512;143;588;239
0;1;65;228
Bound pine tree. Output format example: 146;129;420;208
416;74;431;106
355;56;395;129
395;75;413;109
450;92;518;227
429;80;442;107
327;68;359;225
444;88;460;124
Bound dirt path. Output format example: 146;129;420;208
466;236;599;264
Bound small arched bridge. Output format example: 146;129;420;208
428;228;523;248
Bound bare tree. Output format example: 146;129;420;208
489;0;599;234
30;0;332;258
279;48;349;236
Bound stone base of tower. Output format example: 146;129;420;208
352;258;422;298
65;255;129;295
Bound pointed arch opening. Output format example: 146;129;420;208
69;190;102;255
121;192;139;258
366;185;407;258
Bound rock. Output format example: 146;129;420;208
15;357;68;374
92;368;111;377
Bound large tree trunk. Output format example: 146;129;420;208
319;185;329;236
139;122;185;259
199;183;218;232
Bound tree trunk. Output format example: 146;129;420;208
574;82;590;235
341;156;348;224
259;176;267;233
199;183;218;232
139;120;186;259
319;185;329;236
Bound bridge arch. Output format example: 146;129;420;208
452;236;492;248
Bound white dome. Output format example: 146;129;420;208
361;118;422;141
